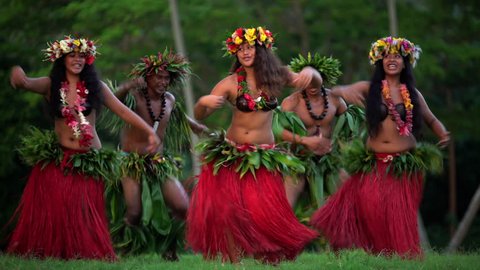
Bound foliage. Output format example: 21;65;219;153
196;130;305;178
289;53;343;87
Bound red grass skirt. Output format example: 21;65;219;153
186;162;318;263
310;153;423;258
7;149;116;260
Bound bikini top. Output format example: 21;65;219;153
234;66;277;112
380;103;406;121
235;93;278;112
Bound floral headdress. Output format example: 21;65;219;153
130;48;191;88
44;36;97;65
289;52;343;87
368;36;421;67
224;26;274;55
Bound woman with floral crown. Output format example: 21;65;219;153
7;36;160;260
310;36;450;258
186;26;320;264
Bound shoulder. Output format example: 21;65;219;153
211;73;236;96
281;91;301;111
165;91;175;102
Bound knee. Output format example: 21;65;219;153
170;199;188;219
125;208;142;226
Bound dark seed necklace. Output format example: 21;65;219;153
142;88;166;132
302;86;329;135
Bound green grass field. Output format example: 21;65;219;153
1;250;479;270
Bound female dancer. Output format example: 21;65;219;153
186;27;320;264
7;36;159;260
311;36;450;258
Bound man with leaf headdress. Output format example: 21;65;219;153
103;48;207;260
275;53;365;212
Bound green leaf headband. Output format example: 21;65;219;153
289;52;342;87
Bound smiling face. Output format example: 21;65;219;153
236;43;256;67
146;70;170;95
382;53;405;76
64;52;86;75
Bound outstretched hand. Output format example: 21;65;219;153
437;132;451;149
10;66;26;89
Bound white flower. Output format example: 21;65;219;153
59;40;71;54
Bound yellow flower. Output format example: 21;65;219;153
73;39;81;47
257;27;267;42
234;36;243;45
245;28;257;45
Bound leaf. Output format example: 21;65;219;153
141;177;153;224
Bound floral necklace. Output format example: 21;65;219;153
141;88;166;132
302;86;329;136
59;81;93;147
381;80;413;136
236;66;270;111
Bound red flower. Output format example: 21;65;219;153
243;94;256;110
237;75;245;83
86;55;95;65
235;28;244;37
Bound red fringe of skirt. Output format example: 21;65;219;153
310;153;424;258
6;154;116;260
186;162;317;263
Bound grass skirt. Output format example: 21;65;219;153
186;161;317;263
310;153;424;258
7;147;116;260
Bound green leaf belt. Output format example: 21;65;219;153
119;152;180;183
196;131;305;178
17;127;121;184
342;139;444;177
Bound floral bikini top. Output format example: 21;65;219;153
235;66;278;112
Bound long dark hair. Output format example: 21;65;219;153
49;55;103;117
366;57;422;138
230;44;289;97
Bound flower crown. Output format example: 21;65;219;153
369;36;421;67
225;26;274;55
289;52;342;87
44;36;97;65
130;48;191;88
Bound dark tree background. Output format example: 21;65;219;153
1;0;479;251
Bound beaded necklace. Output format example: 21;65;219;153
381;79;413;136
301;86;329;135
141;88;166;132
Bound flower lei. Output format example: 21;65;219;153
59;81;94;147
225;26;274;55
236;66;269;111
45;36;97;64
381;80;413;136
369;36;421;67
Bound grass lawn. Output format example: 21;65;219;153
1;250;479;270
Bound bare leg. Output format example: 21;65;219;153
161;178;189;261
121;176;142;226
284;175;306;208
162;178;189;219
225;230;240;264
